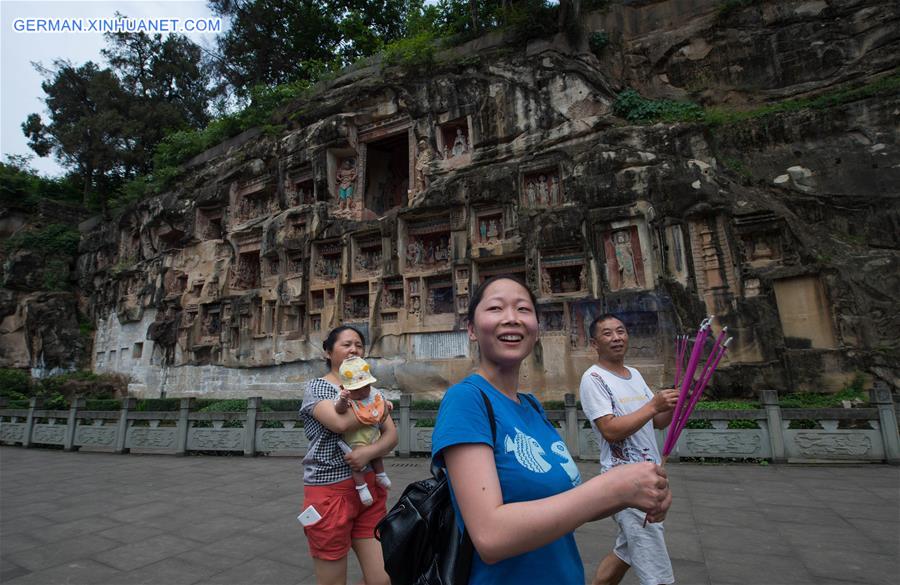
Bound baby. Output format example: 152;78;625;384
334;356;392;505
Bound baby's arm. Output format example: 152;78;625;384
334;387;351;414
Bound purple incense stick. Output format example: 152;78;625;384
664;317;712;456
671;337;731;441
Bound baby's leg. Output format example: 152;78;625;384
350;446;374;506
372;457;391;489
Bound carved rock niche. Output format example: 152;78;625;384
601;224;651;292
327;149;359;218
380;277;404;323
285;166;316;207
474;256;526;286
353;234;383;280
539;250;587;297
539;303;566;335
233;176;278;226
312;240;343;283
343;283;370;322
521;166;565;208
472;208;505;248
436;116;473;168
196;206;224;240
359;118;412;217
402;218;452;274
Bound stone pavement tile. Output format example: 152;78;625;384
49;500;134;523
670;558;711;585
757;503;848;526
194;533;284;563
3;560;122;585
28;515;122;544
175;514;265;543
103;501;184;524
794;545;899;585
869;486;900;501
807;486;892;506
4;534;120;572
664;528;706;563
259;544;315;571
198;557;311;585
93;534;204;572
681;490;755;509
174;550;248;572
697;524;793;556
131;508;215;531
96;556;221;585
748;486;827;507
0;556;30;583
0;515;54;539
690;504;772;531
0;531;44;555
0;501;62;521
845;517;900;554
96;524;165;545
828;502;896;522
775;521;880;553
704;549;816;585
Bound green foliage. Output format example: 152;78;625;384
779;375;867;408
0;369;32;400
411;399;442;410
788;419;819;429
135;398;182;411
198;399;271;412
84;399;121;411
415;418;437;427
262;399;304;412
685;419;713;429
589;31;609;57
498;0;558;45
382;31;437;69
613;89;705;124
727;419;759;429
695;399;759;410
2;223;80;257
0;161;82;210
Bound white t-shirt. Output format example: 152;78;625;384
579;364;661;472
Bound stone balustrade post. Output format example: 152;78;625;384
399;394;411;458
564;393;579;459
245;397;261;457
23;396;43;448
64;397;86;451
760;390;786;463
176;398;194;456
870;382;900;465
115;397;136;454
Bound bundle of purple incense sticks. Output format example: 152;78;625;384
662;316;733;461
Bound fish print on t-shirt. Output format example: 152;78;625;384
505;427;552;473
551;440;582;486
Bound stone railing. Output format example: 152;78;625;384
1;386;897;464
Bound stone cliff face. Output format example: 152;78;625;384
5;0;897;399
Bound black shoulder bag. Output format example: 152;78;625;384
375;390;497;585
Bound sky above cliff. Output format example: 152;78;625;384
1;0;220;177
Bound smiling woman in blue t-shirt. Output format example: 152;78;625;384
431;275;672;584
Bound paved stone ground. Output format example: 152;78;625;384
1;447;897;585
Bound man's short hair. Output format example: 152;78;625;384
589;313;626;340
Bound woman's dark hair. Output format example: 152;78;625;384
467;274;539;323
322;325;365;368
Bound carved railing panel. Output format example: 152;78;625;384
188;428;244;451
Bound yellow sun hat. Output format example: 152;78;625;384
338;356;377;390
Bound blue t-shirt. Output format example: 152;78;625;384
431;374;584;585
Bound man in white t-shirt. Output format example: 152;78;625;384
579;314;679;585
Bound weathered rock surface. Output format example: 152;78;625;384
3;0;898;398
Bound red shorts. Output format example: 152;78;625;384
302;473;387;561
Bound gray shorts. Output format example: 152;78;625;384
613;507;674;585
